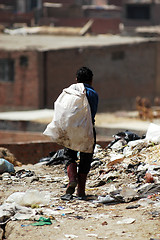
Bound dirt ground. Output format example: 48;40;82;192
0;111;160;240
0;161;159;240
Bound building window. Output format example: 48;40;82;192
30;0;38;9
0;59;14;82
112;51;125;61
126;4;150;20
20;56;28;67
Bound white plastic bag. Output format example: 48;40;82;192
0;158;15;174
145;123;160;143
6;190;50;207
43;83;94;153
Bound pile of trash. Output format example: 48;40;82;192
88;123;160;204
0;123;159;228
0;189;69;225
37;123;160;207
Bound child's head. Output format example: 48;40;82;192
76;67;93;85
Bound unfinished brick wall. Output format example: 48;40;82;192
0;141;61;164
0;130;49;144
0;12;34;27
45;41;157;111
56;18;120;34
0;50;43;109
0;140;109;164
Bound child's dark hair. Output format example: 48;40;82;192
76;67;93;84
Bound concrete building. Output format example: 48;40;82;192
0;0;121;34
0;34;160;112
123;0;160;27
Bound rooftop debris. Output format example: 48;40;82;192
3;21;94;36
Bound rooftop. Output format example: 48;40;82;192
0;33;154;51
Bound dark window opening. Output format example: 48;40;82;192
0;59;14;82
112;51;125;61
126;4;150;20
20;56;28;67
30;0;38;9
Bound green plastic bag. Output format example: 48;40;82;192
31;217;52;226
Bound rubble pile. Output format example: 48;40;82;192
88;125;160;204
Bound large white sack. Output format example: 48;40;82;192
43;83;94;153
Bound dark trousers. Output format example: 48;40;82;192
64;128;96;174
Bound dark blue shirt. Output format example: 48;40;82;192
84;83;98;124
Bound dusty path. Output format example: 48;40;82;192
0;163;159;240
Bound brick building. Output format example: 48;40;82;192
41;0;121;34
108;0;123;7
0;34;160;112
0;50;43;109
0;0;42;27
0;0;121;34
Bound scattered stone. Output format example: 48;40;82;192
117;218;136;224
